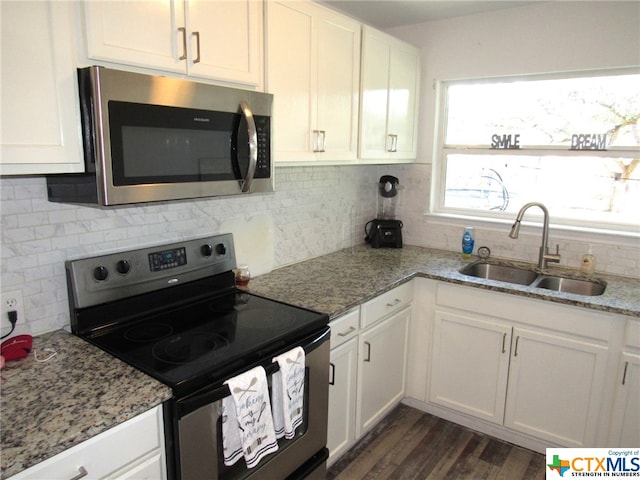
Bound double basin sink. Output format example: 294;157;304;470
459;261;606;296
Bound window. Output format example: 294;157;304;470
434;70;640;231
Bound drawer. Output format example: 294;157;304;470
361;282;413;329
330;308;360;349
10;406;163;480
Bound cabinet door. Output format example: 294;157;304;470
504;327;608;447
267;0;360;163
359;27;390;160
0;1;83;174
327;338;358;465
387;42;420;157
359;26;420;161
266;1;316;162
83;1;184;73
429;310;511;424
186;0;263;86
357;306;410;437
315;10;360;161
608;352;640;447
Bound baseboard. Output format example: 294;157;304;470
401;397;555;454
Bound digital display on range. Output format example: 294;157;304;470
149;247;187;272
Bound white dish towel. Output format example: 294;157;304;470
222;366;278;468
272;346;306;439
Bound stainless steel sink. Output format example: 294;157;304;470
459;262;538;286
532;276;606;296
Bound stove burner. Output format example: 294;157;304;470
124;323;174;342
152;332;229;365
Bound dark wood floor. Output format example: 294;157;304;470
327;405;545;480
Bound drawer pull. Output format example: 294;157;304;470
364;341;371;362
622;361;629;386
514;336;520;357
501;333;507;354
70;466;88;480
386;298;401;307
337;326;356;337
329;363;335;385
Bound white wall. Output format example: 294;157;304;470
386;1;640;277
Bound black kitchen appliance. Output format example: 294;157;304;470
65;234;329;480
365;175;403;248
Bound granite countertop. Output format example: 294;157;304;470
246;245;640;319
1;245;638;478
0;330;172;479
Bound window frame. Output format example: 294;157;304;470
430;68;640;235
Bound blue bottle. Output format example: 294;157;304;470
462;226;475;258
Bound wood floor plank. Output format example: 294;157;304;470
328;405;545;480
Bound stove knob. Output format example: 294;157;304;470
116;260;131;275
201;244;213;257
215;243;227;255
93;266;109;281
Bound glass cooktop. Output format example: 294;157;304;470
83;290;328;395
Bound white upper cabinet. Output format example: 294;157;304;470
83;0;263;88
266;0;361;163
359;25;420;162
1;1;84;175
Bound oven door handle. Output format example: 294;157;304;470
176;326;330;418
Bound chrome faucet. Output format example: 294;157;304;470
509;202;561;269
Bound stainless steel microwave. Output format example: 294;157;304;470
47;66;273;206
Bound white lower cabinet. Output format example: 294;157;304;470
427;283;611;449
608;319;640;447
430;310;511;425
9;406;166;480
503;326;607;446
357;307;410;437
327;337;358;463
327;308;359;464
327;283;412;465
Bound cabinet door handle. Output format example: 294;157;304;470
501;333;507;354
329;363;335;385
387;134;398;152
313;130;326;152
69;466;88;480
622;361;629;385
514;336;520;357
364;341;371;362
192;31;201;64
386;298;401;307
177;27;187;60
338;326;356;337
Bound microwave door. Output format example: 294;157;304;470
235;101;258;193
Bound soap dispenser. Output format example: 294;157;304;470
581;246;596;275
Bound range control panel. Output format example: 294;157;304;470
66;234;236;309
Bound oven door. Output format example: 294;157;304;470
169;327;330;480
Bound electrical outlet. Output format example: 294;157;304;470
1;290;24;334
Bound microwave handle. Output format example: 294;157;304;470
238;101;258;193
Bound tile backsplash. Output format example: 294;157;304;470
0;165;380;335
1;162;638;336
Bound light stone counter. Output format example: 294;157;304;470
0;330;172;479
247;245;640;318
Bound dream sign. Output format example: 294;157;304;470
571;133;607;150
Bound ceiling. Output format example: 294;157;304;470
319;1;540;29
